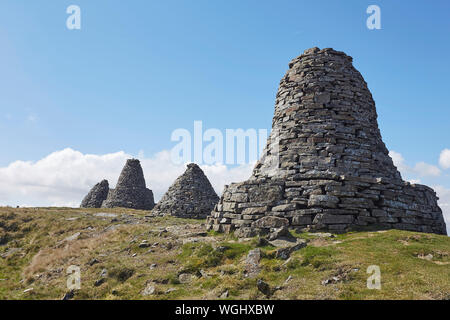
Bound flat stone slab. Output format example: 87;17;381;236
269;238;308;260
1;248;22;258
64;232;81;242
244;248;262;278
94;212;118;218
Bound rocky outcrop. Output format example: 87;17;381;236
101;159;155;210
152;163;219;218
80;180;109;208
207;47;447;236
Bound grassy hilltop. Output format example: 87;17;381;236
0;207;449;300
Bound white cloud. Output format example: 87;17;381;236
413;162;441;177
439;149;450;169
389;150;441;178
0;148;253;208
389;150;407;173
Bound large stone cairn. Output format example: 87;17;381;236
207;47;447;236
152;163;219;218
80;180;109;208
101;159;155;210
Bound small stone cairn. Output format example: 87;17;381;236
80;180;109;208
80;159;155;210
152;163;219;219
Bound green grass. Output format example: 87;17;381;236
0;207;449;300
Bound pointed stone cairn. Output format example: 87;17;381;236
80;180;109;208
152;163;219;218
102;159;155;210
207;47;447;236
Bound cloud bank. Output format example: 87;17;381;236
439;149;450;169
0;148;253;207
389;151;441;179
1;148;448;234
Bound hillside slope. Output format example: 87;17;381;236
0;207;449;300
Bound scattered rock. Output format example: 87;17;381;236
219;290;229;299
178;273;194;284
245;248;262;278
270;239;308;260
62;291;74;300
234;227;258;238
309;232;335;238
64;232;81;242
256;237;271;247
142;284;156;296
418;254;434;261
216;246;229;253
94;278;106;287
321;267;359;285
321;277;340;285
200;269;210;279
139;242;151;248
100;269;108;278
88;258;99;266
164;242;174;250
267;226;291;241
94;212;118;218
112;268;134;282
158;229;168;237
1;248;22;259
150;264;157;270
257;280;271;296
23;288;33;293
166;288;176;294
284;275;293;285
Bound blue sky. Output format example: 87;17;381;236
0;1;449;218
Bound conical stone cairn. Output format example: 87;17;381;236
207;47;447;236
102;159;155;210
152;163;219;218
80;180;109;208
